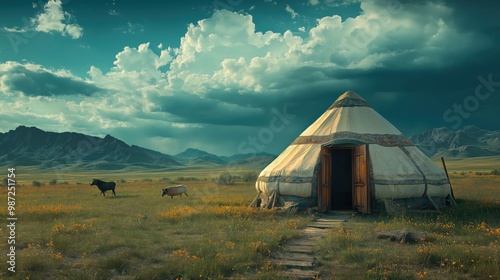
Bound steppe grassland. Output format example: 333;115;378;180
0;169;312;279
317;158;500;280
432;156;500;173
1;157;499;279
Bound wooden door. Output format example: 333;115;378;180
318;146;331;212
353;145;370;213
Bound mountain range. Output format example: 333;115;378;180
0;126;275;170
409;125;500;158
174;148;274;166
0;125;498;171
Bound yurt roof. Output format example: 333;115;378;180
291;90;411;147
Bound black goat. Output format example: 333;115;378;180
90;179;116;197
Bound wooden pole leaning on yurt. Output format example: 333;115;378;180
441;157;457;206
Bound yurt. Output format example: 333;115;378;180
253;91;454;213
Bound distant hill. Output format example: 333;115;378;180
409;125;500;158
174;148;275;168
174;148;217;160
225;155;276;169
4;124;495;170
221;152;276;162
0;126;181;170
174;148;225;165
0;126;275;170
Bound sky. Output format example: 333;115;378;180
1;0;499;156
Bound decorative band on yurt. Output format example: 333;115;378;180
291;132;414;147
257;176;313;183
373;178;450;186
328;98;371;109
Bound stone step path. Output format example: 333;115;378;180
271;211;354;279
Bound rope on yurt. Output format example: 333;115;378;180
441;157;458;206
399;146;440;211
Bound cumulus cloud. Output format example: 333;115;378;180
162;5;483;99
2;0;83;39
152;93;266;126
1;1;494;155
81;4;487;131
0;61;101;97
89;42;173;94
0;62;114;137
32;0;83;39
165;10;305;95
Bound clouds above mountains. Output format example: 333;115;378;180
0;62;101;97
33;0;83;39
0;0;498;155
3;0;82;39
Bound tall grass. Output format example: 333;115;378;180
0;177;311;279
1;169;497;279
316;174;500;280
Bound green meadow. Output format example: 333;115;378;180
0;157;499;279
1;168;311;279
316;174;500;280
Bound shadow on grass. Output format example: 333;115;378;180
351;198;500;226
451;198;500;223
100;194;140;199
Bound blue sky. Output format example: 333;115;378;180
1;0;499;156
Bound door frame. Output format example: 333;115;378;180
353;145;371;213
318;144;371;213
318;146;331;212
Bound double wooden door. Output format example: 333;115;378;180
318;145;370;213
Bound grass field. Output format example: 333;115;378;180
1;169;312;279
0;159;499;279
432;156;500;173
316;174;500;280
